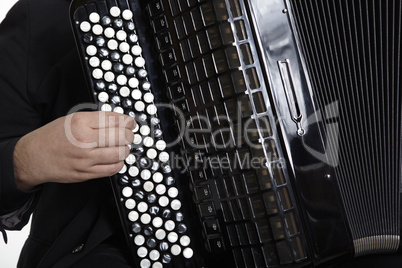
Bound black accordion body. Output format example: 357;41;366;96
70;0;402;267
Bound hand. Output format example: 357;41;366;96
13;111;135;191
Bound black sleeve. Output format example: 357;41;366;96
0;0;42;222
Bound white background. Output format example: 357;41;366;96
0;1;31;268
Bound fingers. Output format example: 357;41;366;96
96;127;134;147
85;111;136;130
76;162;126;181
88;146;130;165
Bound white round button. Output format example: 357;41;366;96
159;152;169;163
146;149;157;160
119;86;130;97
128;166;140;177
110;6;121;17
131;45;142;56
107;39;118;50
125;199;136;210
141;169;151;180
92;24;103;35
140;125;150;136
137;246;148;258
118;164;127;174
113;106;124;114
183;248;194;259
97;92;109;102
104;27;115;38
86;45;97;56
155;184;166;195
143;92;154;103
122;54;133;65
89;12;100;23
125;154;136;165
135;57;146;67
143;137;154;147
122;186;133;198
165;220;175;231
122;9;133;20
134;235;145;246
140;213;151;224
152;172;163;183
119;42;130;53
137;202;148;213
133;134;142;144
116;30;127;41
101;103;112;112
135;101;145;112
89;57;100;67
152;217;163;228
171;199;181;210
155;140;167;151
143;181;154;192
104;71;115;82
128;211;139;222
140;259;151;268
80;21;91;32
129;78;140;89
117;75;128;85
155;229;166;240
180;235;191;247
101;60;112;70
167;232;178;243
168;187;179;198
171;245;181;256
158;196;169;207
146;105;157;115
92;68;103;79
152;262;163;268
149;250;160;261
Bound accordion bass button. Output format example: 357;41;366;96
132;223;142;235
110;6;121;17
134;234;145;245
89;12;100;23
152;262;163;268
167;232;178;243
122;186;133;198
101;16;111;26
149;249;160;261
147;194;157;204
122;9;133;21
159;242;169;251
80;21;91;32
165;220;175;231
183;247;193;259
146;238;157;248
140;259;151;268
177;223;187;234
180;235;191;247
171;244;181;256
162;253;171;263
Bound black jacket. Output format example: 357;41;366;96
0;0;121;267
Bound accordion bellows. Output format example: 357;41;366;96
290;0;402;256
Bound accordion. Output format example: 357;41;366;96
70;0;402;267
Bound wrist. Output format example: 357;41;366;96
13;135;41;191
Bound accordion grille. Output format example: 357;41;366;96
290;0;402;256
